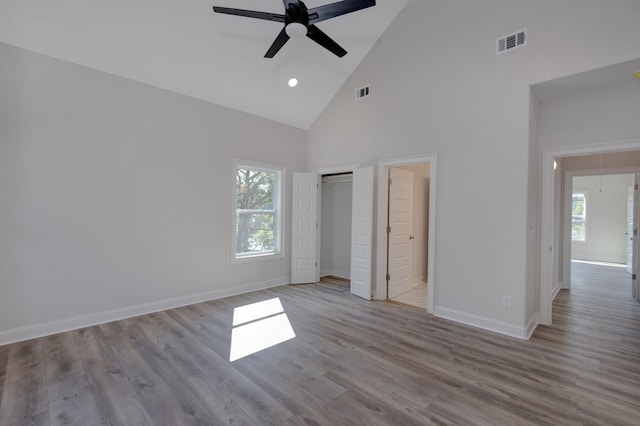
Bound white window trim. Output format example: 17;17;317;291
572;190;588;243
231;159;285;264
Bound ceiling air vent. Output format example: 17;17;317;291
355;85;371;101
496;28;527;55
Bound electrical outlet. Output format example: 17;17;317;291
502;296;511;309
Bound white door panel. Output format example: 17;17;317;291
291;173;318;284
627;186;633;274
387;168;414;298
633;174;639;299
350;167;374;300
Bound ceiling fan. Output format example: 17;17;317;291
212;0;376;58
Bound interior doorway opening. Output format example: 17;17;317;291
567;173;637;296
540;144;640;326
376;154;437;313
386;164;430;309
320;172;353;281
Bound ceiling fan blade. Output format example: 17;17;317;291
265;27;291;58
212;6;285;23
308;0;375;23
306;24;347;57
283;0;301;7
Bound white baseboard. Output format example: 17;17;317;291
552;283;562;300
433;306;530;340
320;269;350;280
525;313;539;340
0;276;289;346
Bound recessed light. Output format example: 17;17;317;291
288;77;298;88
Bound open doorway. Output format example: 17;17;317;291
568;173;636;294
386;164;430;309
320;172;353;281
291;165;374;300
540;145;640;325
377;154;437;313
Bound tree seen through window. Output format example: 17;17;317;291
236;167;277;256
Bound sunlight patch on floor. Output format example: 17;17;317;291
571;259;627;268
229;297;296;362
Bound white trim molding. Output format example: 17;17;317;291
0;277;289;346
434;306;531;340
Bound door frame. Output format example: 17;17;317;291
377;153;438;313
540;138;640;325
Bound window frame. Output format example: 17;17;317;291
571;191;588;242
231;159;285;264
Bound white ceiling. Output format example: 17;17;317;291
0;0;407;129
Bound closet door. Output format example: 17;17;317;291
291;173;318;284
350;167;374;300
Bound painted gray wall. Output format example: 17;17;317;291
308;0;640;336
320;178;352;279
0;42;306;342
571;174;633;263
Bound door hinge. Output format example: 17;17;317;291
316;222;318;228
634;229;637;236
387;226;391;233
635;184;638;190
386;273;390;281
315;262;318;268
388;178;392;186
633;274;637;281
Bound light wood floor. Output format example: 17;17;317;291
1;264;640;425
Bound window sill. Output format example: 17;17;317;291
232;252;284;264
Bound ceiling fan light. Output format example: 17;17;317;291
288;77;298;88
285;22;307;39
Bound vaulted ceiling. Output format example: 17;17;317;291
0;0;408;129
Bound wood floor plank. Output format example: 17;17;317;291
43;333;85;387
121;314;262;425
0;339;49;425
0;345;8;404
1;261;640;424
48;382;102;426
72;327;154;425
152;311;295;424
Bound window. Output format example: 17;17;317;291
572;192;587;242
233;160;284;261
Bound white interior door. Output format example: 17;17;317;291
387;168;414;298
350;167;374;300
627;186;634;274
633;175;639;299
291;173;318;284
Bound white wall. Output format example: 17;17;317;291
538;79;640;151
320;177;352;279
0;42;306;344
571;174;633;263
308;0;640;338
